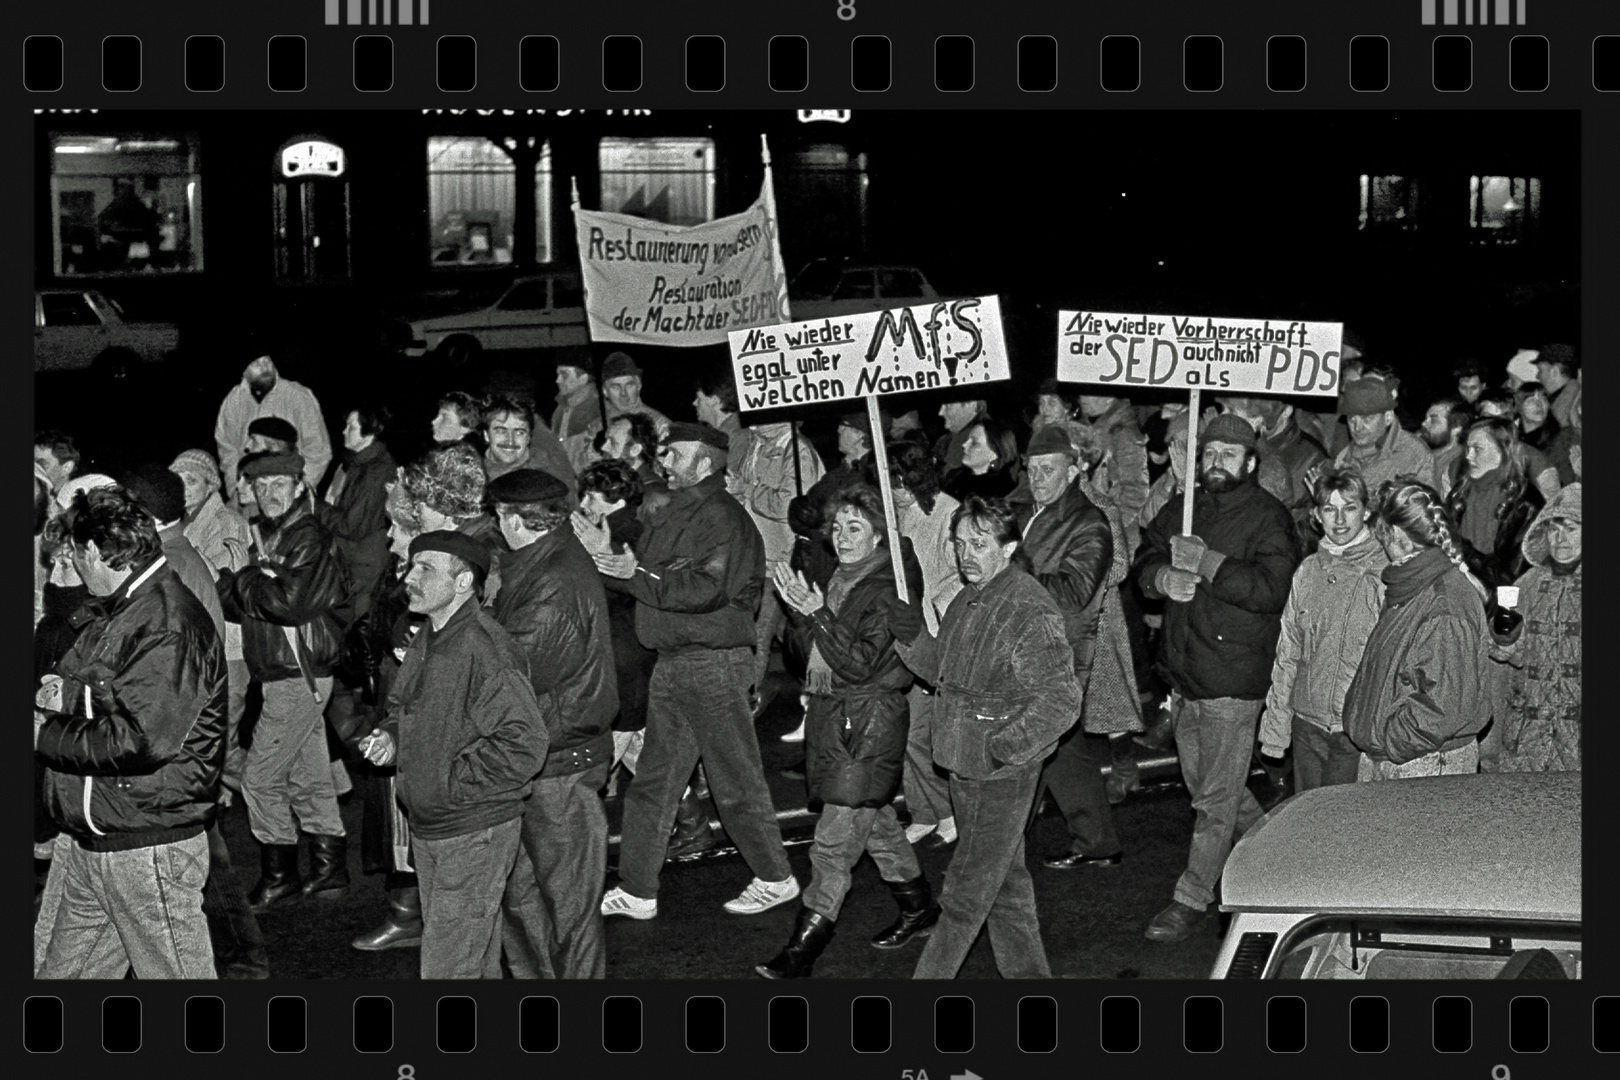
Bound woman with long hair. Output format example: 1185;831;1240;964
1444;418;1542;590
941;416;1023;502
1343;480;1491;781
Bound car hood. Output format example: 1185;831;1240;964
1221;772;1580;922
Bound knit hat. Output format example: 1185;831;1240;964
1339;377;1396;417
409;529;492;572
239;452;306;479
54;473;118;511
169;449;221;494
663;421;730;453
1026;426;1079;459
602;352;642;380
1199;413;1260;451
1505;350;1540;384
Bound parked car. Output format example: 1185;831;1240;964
34;289;181;376
787;258;941;321
1210;771;1580;979
397;269;589;367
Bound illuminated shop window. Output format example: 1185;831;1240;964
427;136;553;266
50;133;203;276
1469;175;1540;245
598;137;716;226
1357;174;1419;232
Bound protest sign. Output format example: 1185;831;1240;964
572;141;793;348
1057;311;1345;398
1057;310;1345;534
726;295;1011;412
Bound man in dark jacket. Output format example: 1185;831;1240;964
488;469;618;979
1133;414;1300;943
586;422;799;919
34;486;227;978
1019;427;1123;871
361;531;551;978
217;452;351;912
324;403;397;622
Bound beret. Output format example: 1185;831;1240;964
1200;413;1260;451
602;351;642;379
1339;377;1396;417
663;421;730;453
409;529;492;572
838;409;888;433
247;416;299;444
486;468;569;504
240;451;306;478
1026;426;1079;458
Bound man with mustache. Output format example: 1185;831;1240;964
1132;414;1300;944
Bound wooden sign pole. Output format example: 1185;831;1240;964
1180;386;1201;537
866;395;909;604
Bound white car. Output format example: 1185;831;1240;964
35;289;180;375
1211;771;1580;979
398;270;590;366
787;259;942;321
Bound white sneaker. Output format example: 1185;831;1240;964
779;716;806;743
601;886;658;920
935;816;957;843
904;822;938;844
722;875;801;915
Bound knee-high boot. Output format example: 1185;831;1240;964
870;875;941;949
755;908;837;979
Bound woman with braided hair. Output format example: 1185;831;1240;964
1343;480;1492;781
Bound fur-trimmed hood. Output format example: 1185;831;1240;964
1522;482;1581;568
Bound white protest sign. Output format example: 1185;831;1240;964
727;296;1011;413
1057;311;1345;398
574;184;791;347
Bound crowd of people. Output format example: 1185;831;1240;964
30;336;1583;979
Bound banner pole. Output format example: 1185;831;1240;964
790;420;804;497
867;396;909;604
1180;387;1200;536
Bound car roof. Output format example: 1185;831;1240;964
1220;772;1580;922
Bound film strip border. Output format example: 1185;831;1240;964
23;990;1620;1057
18;32;1620;94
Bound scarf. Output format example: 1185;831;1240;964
1318;525;1372;558
1455;466;1507;554
803;545;891;695
1380;546;1454;607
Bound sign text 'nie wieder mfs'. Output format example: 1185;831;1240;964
1058;311;1346;398
728;297;1011;411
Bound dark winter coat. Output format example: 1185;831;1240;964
380;597;550;841
321;439;397;616
493;527;618;778
609;471;765;655
37;557;227;852
798;543;923;809
1446;474;1542;592
218;496;349;682
1134;471;1299;701
1018;482;1112;678
602;503;656;732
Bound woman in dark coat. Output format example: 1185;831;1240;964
756;485;932;979
941;417;1021;503
1445;418;1542;591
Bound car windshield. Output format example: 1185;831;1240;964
1270;916;1580;980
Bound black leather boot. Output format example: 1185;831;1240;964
870;875;942;949
666;790;717;859
755;908;837;979
351;875;423;951
300;833;351;899
247;844;303;913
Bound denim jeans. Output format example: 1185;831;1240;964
1357;741;1479;782
1172;696;1266;911
1038;725;1122;857
243;677;344;845
752;591;787;703
802;803;921;921
914;764;1050;979
501;763;610;979
901;685;953;827
201;821;269;978
1292;719;1361;792
617;648;792;899
414;819;523;979
36;831;215;979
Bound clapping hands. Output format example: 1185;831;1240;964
771;563;826;617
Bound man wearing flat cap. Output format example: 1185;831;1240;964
579;352;673;453
1331;376;1436;494
487;469;618;979
1018;427;1138;873
361;531;550;979
581;422;800;920
215;355;331;503
1132;413;1299;943
216;451;352;914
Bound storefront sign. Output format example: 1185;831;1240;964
1057;310;1344;397
280;139;346;178
728;296;1010;411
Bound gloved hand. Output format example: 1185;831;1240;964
885;595;925;644
1155;566;1200;603
1171;533;1228;582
